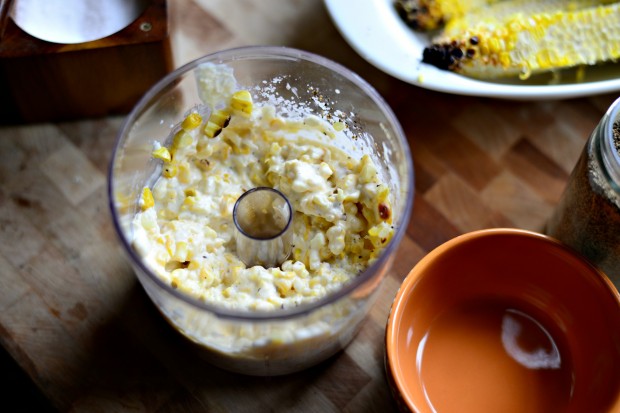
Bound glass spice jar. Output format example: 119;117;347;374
544;96;620;289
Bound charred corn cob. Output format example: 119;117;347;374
423;1;620;79
395;0;499;31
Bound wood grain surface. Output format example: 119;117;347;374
0;0;618;412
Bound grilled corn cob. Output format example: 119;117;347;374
457;0;614;33
423;1;620;79
395;0;499;31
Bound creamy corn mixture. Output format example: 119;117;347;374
132;83;394;311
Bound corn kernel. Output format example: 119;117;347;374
230;90;253;115
165;238;175;256
172;130;193;149
204;226;217;238
204;121;223;138
140;187;154;211
162;164;178;178
269;118;285;129
359;155;377;183
209;109;231;127
140;211;157;230
196;138;213;155
178;162;191;184
182;113;202;130
158;209;177;220
200;267;214;285
194;157;212;171
182;196;196;208
174;241;189;262
152;147;171;162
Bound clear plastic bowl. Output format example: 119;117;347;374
108;46;414;375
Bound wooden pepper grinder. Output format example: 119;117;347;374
0;0;172;123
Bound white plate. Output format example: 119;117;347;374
324;0;620;100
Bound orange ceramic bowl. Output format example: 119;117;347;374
385;228;620;413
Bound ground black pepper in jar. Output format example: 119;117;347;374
544;97;620;289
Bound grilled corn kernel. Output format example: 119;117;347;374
204;121;223;138
194;157;212;171
230;90;253;115
395;0;499;31
203;109;232;138
152;147;172;162
140;187;155;211
209;110;231;127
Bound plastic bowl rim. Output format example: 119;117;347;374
108;45;415;321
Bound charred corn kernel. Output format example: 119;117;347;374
209;109;231;127
204;121;223;138
368;222;394;248
194;157;212;171
423;0;620;79
230;90;253;115
139;187;155;210
395;0;500;31
182;112;202;130
152;147;172;162
162;163;178;178
172;130;193;149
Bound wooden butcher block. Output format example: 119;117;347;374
0;0;618;411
